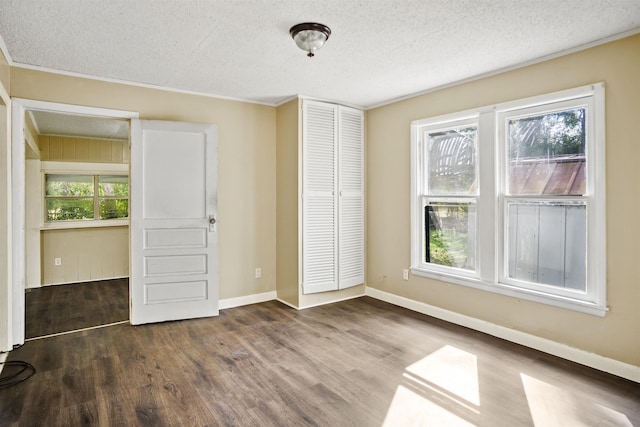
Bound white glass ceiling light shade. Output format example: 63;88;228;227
290;22;331;57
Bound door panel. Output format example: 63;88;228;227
302;101;338;294
130;119;218;325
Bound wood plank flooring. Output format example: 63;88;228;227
24;279;129;339
1;296;639;426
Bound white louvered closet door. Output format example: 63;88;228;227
338;107;365;289
302;101;339;293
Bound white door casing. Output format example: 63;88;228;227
9;99;138;349
130;119;218;325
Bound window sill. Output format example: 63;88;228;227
41;219;129;230
410;267;608;317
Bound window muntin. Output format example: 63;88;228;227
411;84;605;315
45;173;129;222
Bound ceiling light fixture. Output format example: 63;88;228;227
290;22;331;57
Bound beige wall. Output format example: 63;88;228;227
276;98;299;307
39;136;129;163
42;227;129;285
10;67;276;300
367;34;640;367
0;48;9;92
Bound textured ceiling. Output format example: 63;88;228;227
0;0;639;109
30;111;129;140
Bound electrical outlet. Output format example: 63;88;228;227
255;268;262;279
54;257;62;266
402;269;409;280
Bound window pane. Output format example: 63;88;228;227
427;127;477;195
99;198;129;220
425;202;476;270
46;198;94;221
98;175;129;197
507;202;586;291
508;108;585;195
46;174;94;197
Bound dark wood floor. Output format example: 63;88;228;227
25;279;129;339
1;295;639;426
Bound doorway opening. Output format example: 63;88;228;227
24;109;131;339
10;99;138;347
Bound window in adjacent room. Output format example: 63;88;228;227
45;173;129;222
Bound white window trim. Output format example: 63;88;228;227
411;83;607;317
41;161;129;230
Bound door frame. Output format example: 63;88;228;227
7;98;138;350
0;81;10;352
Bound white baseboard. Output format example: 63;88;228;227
220;290;365;311
365;286;640;383
275;292;365;310
219;291;277;310
298;292;366;310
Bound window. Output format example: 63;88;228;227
411;84;606;316
417;118;479;276
45;173;129;222
98;175;129;220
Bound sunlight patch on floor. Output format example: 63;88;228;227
383;384;477;427
521;373;632;427
383;345;480;426
406;345;480;406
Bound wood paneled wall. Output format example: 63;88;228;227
33;136;130;286
39;136;129;163
41;226;129;285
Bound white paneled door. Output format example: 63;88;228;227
130;120;218;325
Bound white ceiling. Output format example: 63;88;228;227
0;0;639;110
29;111;129;140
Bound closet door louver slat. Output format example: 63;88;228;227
302;101;338;293
338;107;364;289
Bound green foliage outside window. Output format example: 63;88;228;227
46;198;94;221
509;108;585;159
428;228;468;268
46;174;129;222
426;203;475;270
100;199;129;219
99;175;129;197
